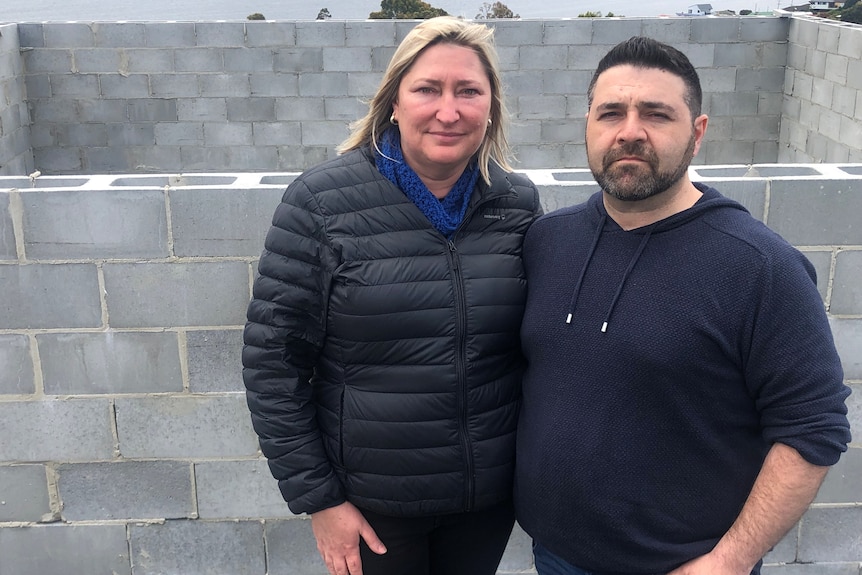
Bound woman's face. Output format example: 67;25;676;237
391;43;492;183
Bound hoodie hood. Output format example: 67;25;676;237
565;183;749;332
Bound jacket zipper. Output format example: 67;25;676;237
446;238;473;511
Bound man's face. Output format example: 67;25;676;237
585;64;707;202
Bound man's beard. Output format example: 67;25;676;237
591;136;695;202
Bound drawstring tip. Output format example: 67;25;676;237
601;322;608;333
565;313;572;324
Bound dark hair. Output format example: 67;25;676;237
587;36;703;120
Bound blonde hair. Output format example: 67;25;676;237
337;16;513;184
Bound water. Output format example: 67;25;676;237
0;0;781;23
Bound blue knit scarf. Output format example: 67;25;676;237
375;129;479;238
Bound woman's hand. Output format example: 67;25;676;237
311;501;387;575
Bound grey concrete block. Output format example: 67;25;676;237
114;395;259;458
224;47;276;73
520;45;569;71
265;519;328;575
798;506;862;561
371;46;397;73
542;70;592;96
41;23;94;48
591;19;643;44
150;74;202;98
177;97;228;121
346;21;396;47
839;116;862;151
16;23;45;48
322;47;371;72
709;92;760;117
764;526;798;563
71;48;122;73
32;147;83;173
127;98;178;122
102;261;248;328
812;77;835;108
713;43;761;68
277;145;330;171
195;459;291;519
806;47;827;78
146;23;197;47
106;123;156;147
736;67;785;92
57;461;195;521
740;17;790;42
245;22;296;48
762;562;860;575
170;186;282;257
99;73;149;98
540;118;584;144
640;20;692;44
768;180;862;246
703;140;755;165
38;332;182;395
836;25;862;59
226;98;276;122
124;48;175;74
815;447;862;504
23;49;72;74
0;264;100;329
175;48;224;72
518;96;567;121
24;74;51;99
537;183;597;213
204;122;253;145
499;522;534;572
698;68;738;93
199;73;251;98
186;329;245;393
93;22;147;48
57;460;193;521
0;399;113;462
690;17;740;43
21;188;167;259
250;73;299;97
0;335;34;395
0;464;50;522
0;525;130;575
323;97;367;121
824;53;848;85
77;98;128;122
832;250;862;316
847;58;862;91
832;85;858;118
296;21;345;48
0;193;16;261
299;72;348;97
195;22;246;48
155;122;204;146
675;42;716;68
80;146;131;172
799;249;832;302
274;48;323;73
758;92;784;116
733;115;780;141
130;520;264;575
252;121;301;146
300;121;350;146
51;123;107;147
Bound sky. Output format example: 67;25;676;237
0;0;785;24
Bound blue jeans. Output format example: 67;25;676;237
532;541;763;575
533;541;592;575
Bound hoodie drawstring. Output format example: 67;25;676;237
564;218;656;333
565;213;606;325
600;225;655;332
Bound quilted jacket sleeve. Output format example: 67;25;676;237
242;180;343;515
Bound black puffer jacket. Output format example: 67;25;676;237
243;146;542;517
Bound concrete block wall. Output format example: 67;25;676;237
0;24;34;175
6;17;799;175
780;15;862;164
0;165;860;574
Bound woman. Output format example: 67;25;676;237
243;16;542;575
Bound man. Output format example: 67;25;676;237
514;36;851;575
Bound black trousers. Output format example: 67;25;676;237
358;500;516;575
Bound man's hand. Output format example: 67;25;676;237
311;501;387;575
666;550;749;575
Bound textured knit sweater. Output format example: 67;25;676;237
514;185;851;574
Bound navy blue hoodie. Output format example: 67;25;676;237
515;184;851;574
